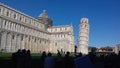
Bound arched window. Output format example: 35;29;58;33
6;11;9;16
21;36;23;41
55;42;57;46
34;38;36;42
14;14;16;19
12;35;15;39
0;7;1;13
64;34;65;38
19;16;22;21
39;40;41;43
85;25;87;28
29;37;30;41
4;20;6;26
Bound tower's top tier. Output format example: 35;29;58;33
80;18;89;23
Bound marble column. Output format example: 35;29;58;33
32;37;35;52
27;36;30;50
17;25;20;32
24;35;29;50
13;23;16;31
0;31;7;52
34;38;37;52
0;18;2;28
11;23;13;30
7;22;11;30
21;35;24;49
15;24;18;32
0;7;3;15
6;32;12;52
37;39;39;52
37;40;39;52
41;40;45;52
0;31;2;51
49;41;52;53
22;35;26;50
2;20;5;29
39;39;42;52
29;36;32;51
11;34;15;52
5;21;8;29
30;37;32;52
36;38;39;52
16;34;21;50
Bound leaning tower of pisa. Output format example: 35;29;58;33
77;18;89;54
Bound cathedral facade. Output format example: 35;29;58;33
0;3;74;53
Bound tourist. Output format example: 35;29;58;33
44;52;55;68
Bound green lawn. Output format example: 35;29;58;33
0;53;12;60
0;52;76;60
0;53;12;57
0;52;77;68
0;53;42;60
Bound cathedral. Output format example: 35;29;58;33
0;3;89;54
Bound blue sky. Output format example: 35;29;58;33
0;0;120;47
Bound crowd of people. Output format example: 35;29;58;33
11;49;120;68
12;49;31;68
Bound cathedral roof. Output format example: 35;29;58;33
38;10;49;19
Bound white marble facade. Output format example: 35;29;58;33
0;3;74;53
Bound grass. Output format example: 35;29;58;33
0;53;12;57
0;52;76;60
0;53;12;60
31;53;41;59
0;52;77;68
0;53;42;60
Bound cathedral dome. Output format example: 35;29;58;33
37;10;53;27
38;10;49;19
